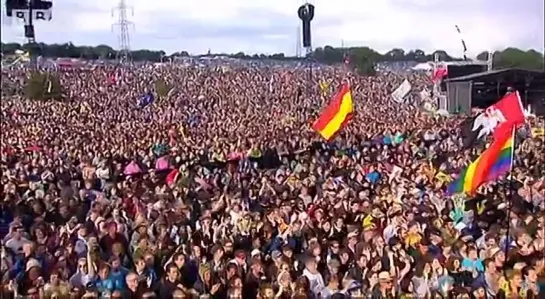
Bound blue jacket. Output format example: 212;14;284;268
110;267;129;290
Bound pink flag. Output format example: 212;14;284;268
124;161;142;175
155;156;170;171
227;152;243;161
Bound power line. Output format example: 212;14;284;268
111;0;135;61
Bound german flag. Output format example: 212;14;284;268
312;83;353;140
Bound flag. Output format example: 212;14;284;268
461;92;525;148
165;169;179;186
312;83;353;140
319;80;329;96
138;92;154;108
460;115;482;149
432;66;447;82
391;79;411;103
20;52;30;62
108;73;117;84
268;75;274;93
124;161;143;175
155;156;171;171
362;214;374;228
447;133;514;195
343;53;350;65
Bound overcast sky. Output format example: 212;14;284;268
1;0;544;57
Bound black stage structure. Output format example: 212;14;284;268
438;61;488;92
444;68;545;115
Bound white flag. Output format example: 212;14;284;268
268;75;274;93
391;79;412;103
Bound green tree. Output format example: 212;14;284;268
24;72;64;101
476;49;543;70
1;42;542;71
312;46;345;64
171;51;190;57
348;47;381;76
94;44;116;59
493;48;543;70
384;48;405;61
233;52;246;59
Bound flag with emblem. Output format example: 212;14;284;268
460;91;525;148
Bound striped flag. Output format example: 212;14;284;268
312;83;353;140
447;132;514;195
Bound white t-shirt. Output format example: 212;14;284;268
5;237;29;254
69;271;93;288
303;268;325;296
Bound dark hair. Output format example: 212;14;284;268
522;265;533;278
173;253;185;261
165;263;178;273
483;258;495;268
228;275;241;288
445;256;460;272
294;276;310;292
413;262;426;277
226;263;238;273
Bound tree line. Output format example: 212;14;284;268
1;42;543;76
313;46;543;75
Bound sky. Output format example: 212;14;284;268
1;0;544;57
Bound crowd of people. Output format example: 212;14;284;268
0;61;544;299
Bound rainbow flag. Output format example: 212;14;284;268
312;83;353;140
447;134;514;195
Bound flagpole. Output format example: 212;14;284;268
502;125;516;275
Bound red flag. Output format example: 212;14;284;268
432;67;447;82
108;74;117;84
166;169;179;186
24;145;41;152
343;53;350;65
312;84;353;140
474;91;526;140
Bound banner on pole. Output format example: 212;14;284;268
391;79;412;104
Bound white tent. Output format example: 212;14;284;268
412;62;433;71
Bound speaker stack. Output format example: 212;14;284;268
297;2;315;101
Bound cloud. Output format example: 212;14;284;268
1;0;543;57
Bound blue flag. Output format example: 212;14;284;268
138;92;154;108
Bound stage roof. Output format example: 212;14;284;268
445;68;545;83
